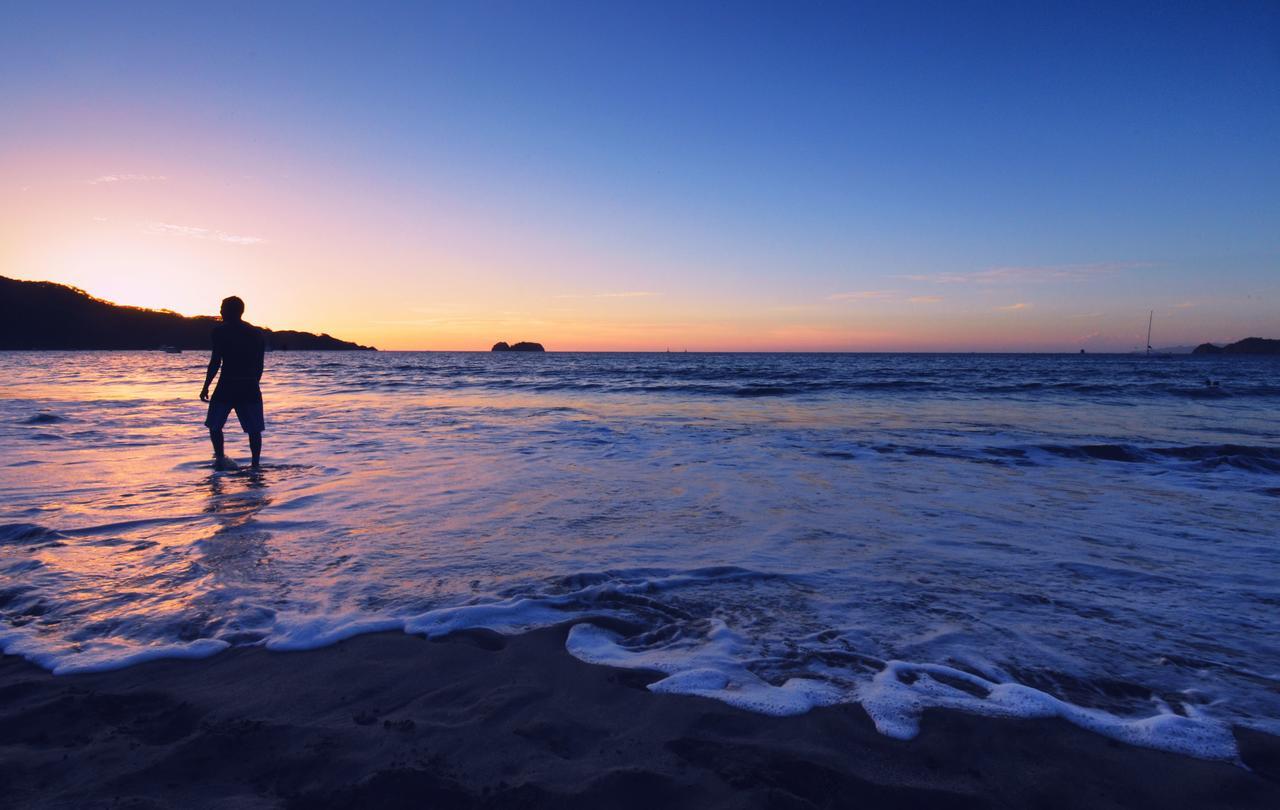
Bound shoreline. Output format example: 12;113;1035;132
2;624;1277;809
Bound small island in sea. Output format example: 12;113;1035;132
491;341;546;352
1192;337;1280;355
0;276;376;351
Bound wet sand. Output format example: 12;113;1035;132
1;624;1277;809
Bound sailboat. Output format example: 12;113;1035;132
1143;311;1171;356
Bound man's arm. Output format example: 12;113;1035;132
201;347;222;401
253;331;265;383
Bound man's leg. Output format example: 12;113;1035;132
206;399;231;461
236;399;265;468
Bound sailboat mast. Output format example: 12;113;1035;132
1146;310;1153;354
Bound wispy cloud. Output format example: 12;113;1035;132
145;221;264;245
1171;301;1197;309
767;304;823;313
91;174;167;185
908;295;943;304
555;291;658;299
996;302;1032;311
903;262;1148;285
374;309;556;328
827;290;896;301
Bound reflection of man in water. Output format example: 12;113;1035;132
200;296;266;468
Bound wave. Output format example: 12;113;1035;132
1034;443;1280;473
20;412;67;424
298;371;1280;400
0;523;68;546
263;351;1280;402
0;557;1259;761
0;568;1244;761
828;442;1280;475
567;620;1239;761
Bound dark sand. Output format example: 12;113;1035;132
2;624;1277;809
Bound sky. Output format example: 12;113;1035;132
1;1;1277;351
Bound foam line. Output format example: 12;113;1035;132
858;661;1239;761
566;622;843;717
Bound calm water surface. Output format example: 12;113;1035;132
1;351;1277;758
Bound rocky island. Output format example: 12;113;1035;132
491;341;546;352
1192;337;1280;355
0;276;376;351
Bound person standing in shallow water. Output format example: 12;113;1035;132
200;296;266;469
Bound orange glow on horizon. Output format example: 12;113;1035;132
2;142;1266;353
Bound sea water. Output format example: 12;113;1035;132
1;351;1277;759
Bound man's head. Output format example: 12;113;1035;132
220;296;245;322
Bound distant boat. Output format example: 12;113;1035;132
160;345;182;354
1143;311;1172;357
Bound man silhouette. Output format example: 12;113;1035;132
200;296;266;469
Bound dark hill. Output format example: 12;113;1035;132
1192;338;1280;355
0;276;375;351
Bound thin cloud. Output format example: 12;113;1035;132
374;318;538;327
903;262;1148;285
768;304;823;313
409;305;467;314
554;291;659;299
91;174;167;185
996;302;1032;311
908;295;943;304
828;290;896;301
1171;301;1197;309
145;221;264;245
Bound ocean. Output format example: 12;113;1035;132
1;350;1277;760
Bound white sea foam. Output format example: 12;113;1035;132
405;599;578;637
0;623;229;675
267;615;407;651
567;621;844;716
858;661;1240;760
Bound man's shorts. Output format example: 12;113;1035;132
205;398;265;434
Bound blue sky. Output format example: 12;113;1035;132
2;1;1277;349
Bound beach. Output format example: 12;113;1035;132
3;623;1278;809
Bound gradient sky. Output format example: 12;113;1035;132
2;1;1277;351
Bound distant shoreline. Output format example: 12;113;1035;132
0;276;376;352
5;348;1278;356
